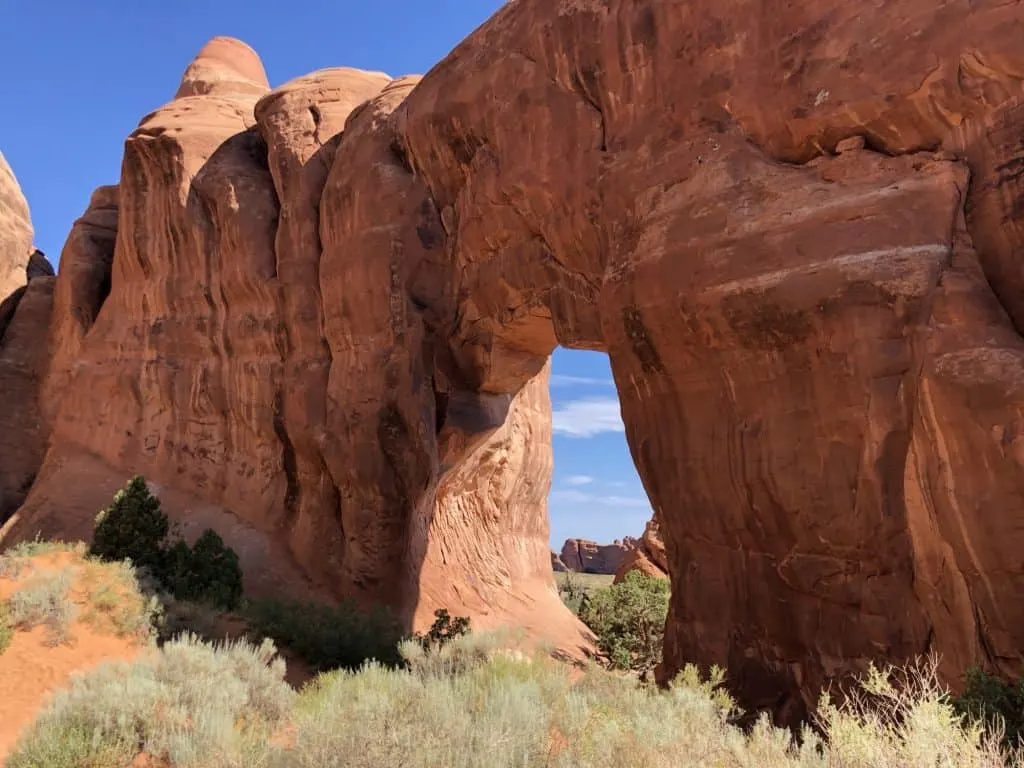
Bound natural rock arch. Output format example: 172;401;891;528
3;0;1024;722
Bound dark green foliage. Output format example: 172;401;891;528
416;608;471;648
164;530;243;611
577;570;669;675
952;666;1024;748
90;476;168;574
243;597;406;672
90;476;244;611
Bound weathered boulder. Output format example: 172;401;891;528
7;0;1024;723
551;551;568;572
559;538;635;574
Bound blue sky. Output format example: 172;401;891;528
1;0;652;548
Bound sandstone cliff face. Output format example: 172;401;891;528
0;156;52;523
5;0;1024;722
559;538;635;574
0;152;33;302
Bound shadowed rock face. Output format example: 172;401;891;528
6;0;1024;720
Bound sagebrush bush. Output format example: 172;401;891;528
6;632;294;768
9;628;1019;768
8;568;77;646
78;557;162;640
90;476;244;610
243;597;406;672
0;600;12;654
578;569;669;675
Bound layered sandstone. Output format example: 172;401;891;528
4;0;1024;723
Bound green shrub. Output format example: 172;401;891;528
244;597;406;673
953;666;1024;749
164;530;243;610
89;476;245;612
8;568;77;646
6;633;294;768
90;476;168;574
577;569;669;675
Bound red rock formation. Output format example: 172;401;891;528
0;267;54;523
613;549;667;585
559;538;635;574
5;0;1024;722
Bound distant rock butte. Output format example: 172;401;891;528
4;0;1024;722
559;538;637;575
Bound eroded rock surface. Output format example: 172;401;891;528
5;0;1024;721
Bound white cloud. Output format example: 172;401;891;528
549;374;615;388
550;489;651;509
565;475;594;486
551;397;624;438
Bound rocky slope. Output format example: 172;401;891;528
3;0;1024;721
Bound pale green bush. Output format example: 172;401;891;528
7;633;294;768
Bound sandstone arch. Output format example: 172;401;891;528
4;0;1024;721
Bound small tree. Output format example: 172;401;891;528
164;530;243;611
417;608;471;649
90;476;168;574
578;570;669;676
91;476;245;611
